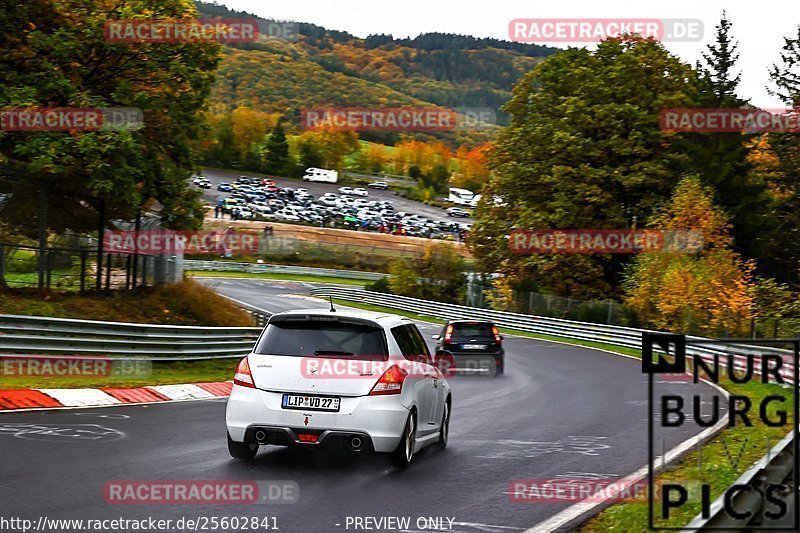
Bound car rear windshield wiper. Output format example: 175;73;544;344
313;350;354;356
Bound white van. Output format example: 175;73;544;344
448;187;474;206
303;167;338;183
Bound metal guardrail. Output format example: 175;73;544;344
309;287;794;374
185;260;387;281
0;314;263;359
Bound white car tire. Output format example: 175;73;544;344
436;400;450;450
227;433;258;460
391;410;416;469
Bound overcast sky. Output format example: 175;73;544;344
216;0;799;108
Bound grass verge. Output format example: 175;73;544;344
0;279;254;326
1;358;239;390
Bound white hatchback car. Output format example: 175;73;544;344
226;308;452;468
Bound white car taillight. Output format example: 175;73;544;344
369;364;408;395
233;357;256;388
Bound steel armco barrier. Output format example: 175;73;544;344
309;287;795;378
0;314;264;360
185;260;387;281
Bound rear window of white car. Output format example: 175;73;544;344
254;320;388;359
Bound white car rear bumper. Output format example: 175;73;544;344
225;384;410;453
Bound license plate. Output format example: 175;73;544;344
462;344;487;350
281;394;340;412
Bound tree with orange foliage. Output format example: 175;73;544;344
390;139;452;175
624;175;755;336
452;143;492;191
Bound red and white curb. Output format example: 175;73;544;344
0;381;232;411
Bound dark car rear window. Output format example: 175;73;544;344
451;322;495;341
254;320;388;359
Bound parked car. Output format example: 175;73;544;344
338;186;354;195
217;182;233;192
368;181;389;190
446;207;470;218
352;187;369;197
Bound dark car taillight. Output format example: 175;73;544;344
443;324;454;345
492;325;502;345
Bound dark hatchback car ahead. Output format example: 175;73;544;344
432;320;504;376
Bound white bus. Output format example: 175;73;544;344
448;187;475;206
303;167;338;183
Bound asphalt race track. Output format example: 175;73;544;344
0;278;723;533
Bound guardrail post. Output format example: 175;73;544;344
46;249;52;289
105;253;112;290
80;251;87;292
0;243;6;290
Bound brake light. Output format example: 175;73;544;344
297;433;318;443
369;364;408;395
492;325;502;344
443;324;454;344
233;357;256;388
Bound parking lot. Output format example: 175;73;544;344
195;169;474;241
